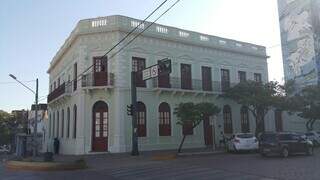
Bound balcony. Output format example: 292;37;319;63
152;77;223;96
47;83;72;103
152;77;239;96
81;72;114;90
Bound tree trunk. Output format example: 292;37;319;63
255;117;260;137
178;135;186;153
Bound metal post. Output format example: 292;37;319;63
33;78;38;157
131;71;139;156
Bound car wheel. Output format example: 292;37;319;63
312;140;318;147
260;152;267;157
259;148;267;157
306;146;313;156
281;147;289;158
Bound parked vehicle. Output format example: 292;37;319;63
305;131;320;146
226;133;258;152
259;132;313;158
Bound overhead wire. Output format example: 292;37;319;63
66;0;171;87
65;0;181;88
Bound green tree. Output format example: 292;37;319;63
0;110;13;145
221;81;282;136
0;110;27;147
282;84;320;131
174;102;220;153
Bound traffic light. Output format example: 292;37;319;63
127;104;133;116
158;58;171;76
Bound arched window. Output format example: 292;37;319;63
223;105;233;134
240;106;250;133
49;113;51;138
61;109;65;138
275;109;283;132
137;102;146;137
67;107;70;138
57;111;59;137
52;112;55;138
159;102;171;136
73;105;77;139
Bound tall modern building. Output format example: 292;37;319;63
278;0;320;87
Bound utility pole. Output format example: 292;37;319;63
9;74;39;157
131;71;139;156
33;78;38;157
128;59;171;156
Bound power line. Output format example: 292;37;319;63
38;96;48;103
69;0;170;87
65;0;181;89
108;0;181;60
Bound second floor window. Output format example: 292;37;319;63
73;63;77;91
202;66;212;91
254;73;262;83
181;64;192;90
221;69;230;91
93;57;108;86
238;71;246;83
132;57;146;87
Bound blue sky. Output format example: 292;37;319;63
0;0;282;112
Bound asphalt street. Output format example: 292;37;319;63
1;149;320;180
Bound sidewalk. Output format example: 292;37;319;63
48;147;225;164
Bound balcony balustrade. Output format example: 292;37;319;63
152;77;237;95
47;82;72;103
81;72;114;88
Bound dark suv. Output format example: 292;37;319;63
259;132;313;158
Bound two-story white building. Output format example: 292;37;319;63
46;15;291;155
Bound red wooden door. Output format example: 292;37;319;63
94;57;108;86
132;57;146;87
92;102;108;152
202;66;212;91
158;60;171;88
181;64;192;89
203;115;213;146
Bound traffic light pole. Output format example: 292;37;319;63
131;71;139;156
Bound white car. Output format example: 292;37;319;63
305;131;320;146
226;133;258;152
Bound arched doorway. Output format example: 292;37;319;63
92;101;108;152
203;115;213;146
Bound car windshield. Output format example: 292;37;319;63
260;134;277;142
237;134;254;138
305;133;314;136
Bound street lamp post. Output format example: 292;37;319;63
9;74;38;157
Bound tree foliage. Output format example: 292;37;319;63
221;81;283;135
282;84;320;131
0;110;26;146
174;102;220;153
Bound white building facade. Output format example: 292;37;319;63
46;15;289;155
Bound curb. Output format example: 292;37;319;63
5;160;87;171
151;154;177;161
177;151;225;156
